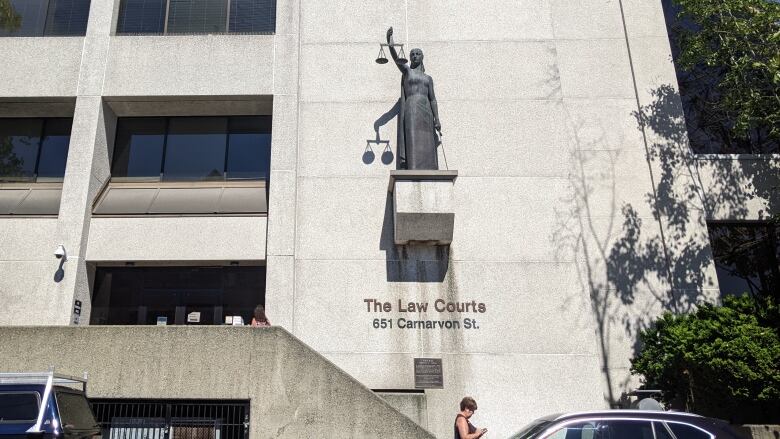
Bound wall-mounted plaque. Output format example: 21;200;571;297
414;358;443;389
187;312;201;323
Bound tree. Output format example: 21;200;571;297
631;296;780;424
668;0;780;152
0;0;20;32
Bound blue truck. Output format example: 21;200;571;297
0;372;100;439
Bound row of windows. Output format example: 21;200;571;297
0;116;272;183
118;0;276;34
0;0;275;37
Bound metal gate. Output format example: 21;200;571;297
90;399;249;439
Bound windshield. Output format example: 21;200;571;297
0;392;40;422
508;419;554;439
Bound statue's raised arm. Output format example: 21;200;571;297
386;27;408;73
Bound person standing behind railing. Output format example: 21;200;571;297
250;305;271;327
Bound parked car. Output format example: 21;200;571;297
0;372;100;439
508;410;745;439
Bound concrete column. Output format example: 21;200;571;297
44;1;119;325
265;1;300;331
48;98;115;325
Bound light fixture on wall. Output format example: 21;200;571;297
54;245;67;261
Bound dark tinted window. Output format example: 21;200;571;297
0;0;48;36
117;0;166;34
43;0;91;36
112;118;166;179
229;0;275;33
167;0;226;33
37;118;72;180
0;392;39;422
56;392;96;429
226;116;271;180
0;118;71;182
164;117;227;181
606;420;653;439
708;222;780;299
667;422;711;439
112;116;271;182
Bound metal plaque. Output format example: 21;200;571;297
414;358;443;389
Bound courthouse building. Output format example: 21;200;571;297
0;0;777;438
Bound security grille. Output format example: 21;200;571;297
90;400;249;439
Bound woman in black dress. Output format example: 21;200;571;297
455;396;488;439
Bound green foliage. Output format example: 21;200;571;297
671;0;780;147
631;295;780;423
0;0;21;32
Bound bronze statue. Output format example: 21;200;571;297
386;27;441;170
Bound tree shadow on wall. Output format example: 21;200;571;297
553;83;779;405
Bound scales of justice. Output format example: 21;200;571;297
376;27;457;246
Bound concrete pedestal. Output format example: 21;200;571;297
388;170;457;245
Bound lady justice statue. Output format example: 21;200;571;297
386;27;441;170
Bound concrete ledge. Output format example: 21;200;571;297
733;425;780;439
0;326;435;439
389;170;457;245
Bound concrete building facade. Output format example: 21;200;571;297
1;0;778;438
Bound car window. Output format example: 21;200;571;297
55;392;96;430
546;421;604;439
509;420;552;439
0;392;39;422
653;422;675;439
667;422;712;439
606;420;654;439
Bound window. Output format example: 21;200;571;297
112;116;271;182
0;118;72;182
0;392;40;422
56;392;97;430
0;0;91;36
652;422;675;439
547;421;604;439
89;267;266;325
708;222;780;299
605;420;654;439
667;422;712;439
116;0;276;34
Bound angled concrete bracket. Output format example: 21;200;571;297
388;170;457;245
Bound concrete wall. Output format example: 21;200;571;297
0;326;435;439
1;0;779;438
